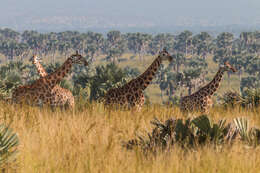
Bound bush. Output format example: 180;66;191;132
124;115;260;154
219;89;260;109
220;90;243;108
73;63;139;101
242;89;260;108
0;124;19;169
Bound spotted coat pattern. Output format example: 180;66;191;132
104;49;173;111
180;62;237;113
12;53;88;107
30;55;75;107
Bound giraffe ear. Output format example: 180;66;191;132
224;61;230;66
37;56;43;62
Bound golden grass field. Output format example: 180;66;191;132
2;101;260;173
0;53;255;172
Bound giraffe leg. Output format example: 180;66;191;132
200;99;208;114
68;97;75;108
132;94;145;112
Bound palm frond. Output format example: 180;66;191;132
0;124;19;167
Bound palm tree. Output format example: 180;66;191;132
193;32;212;59
170;53;186;73
175;30;193;56
73;63;130;101
216;32;234;56
126;32;152;61
0;28;20;41
105;31;127;63
159;70;183;101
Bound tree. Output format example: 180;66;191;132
159;70;183;101
175;30;193;56
0;28;20;41
0;61;34;96
228;54;248;80
126;32;152;60
239;32;255;51
192;32;212;59
240;76;260;92
170;53;186;72
105;31;127;63
0;41;29;60
84;32;105;62
149;33;175;55
186;56;208;69
213;32;235;83
73;63;135;101
181;68;204;95
215;32;234;62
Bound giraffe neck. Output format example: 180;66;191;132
43;58;73;88
33;59;48;77
198;68;225;97
132;56;162;90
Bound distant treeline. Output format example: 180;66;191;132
0;28;259;61
0;28;259;102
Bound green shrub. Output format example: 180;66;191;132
0;124;19;169
124;115;260;154
220;90;243;108
242;89;260;108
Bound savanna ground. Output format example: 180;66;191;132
2;100;260;173
0;52;254;172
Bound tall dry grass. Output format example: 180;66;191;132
1;101;260;172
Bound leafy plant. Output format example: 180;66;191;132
124;115;260;155
242;89;260;108
73;63;138;101
233;117;260;146
220;91;243;108
192;115;237;145
0;124;19;168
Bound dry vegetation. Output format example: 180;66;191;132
1;101;260;172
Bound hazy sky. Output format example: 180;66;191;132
1;0;260;27
1;0;259;17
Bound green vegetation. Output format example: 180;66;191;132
0;28;259;171
125;115;260;154
0;28;259;104
0;124;19;170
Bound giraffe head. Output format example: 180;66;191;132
69;51;88;66
221;61;237;73
158;48;173;62
30;55;42;64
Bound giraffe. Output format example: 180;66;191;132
104;48;173;110
12;52;88;107
180;61;237;113
30;55;75;108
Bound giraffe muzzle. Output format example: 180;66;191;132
83;60;88;66
231;67;237;73
168;56;173;62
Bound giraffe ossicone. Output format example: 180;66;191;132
12;52;88;107
104;48;173;111
180;61;237;113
